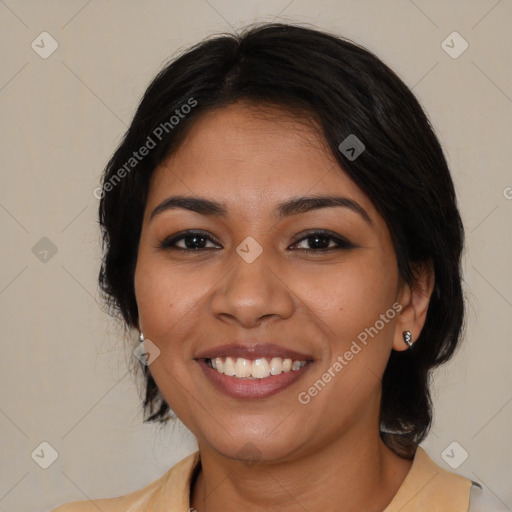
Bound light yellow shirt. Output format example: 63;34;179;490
51;446;474;511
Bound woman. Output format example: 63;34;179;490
52;22;496;511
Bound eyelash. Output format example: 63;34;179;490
158;229;355;253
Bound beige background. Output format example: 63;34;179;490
0;1;511;511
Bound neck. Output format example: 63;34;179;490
190;425;412;512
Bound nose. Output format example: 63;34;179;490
210;247;295;328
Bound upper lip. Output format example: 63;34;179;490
195;343;314;361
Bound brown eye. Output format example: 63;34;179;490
159;230;221;251
289;230;354;252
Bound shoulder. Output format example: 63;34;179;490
48;474;165;512
384;446;473;511
468;483;510;512
49;451;200;512
50;502;101;512
389;447;509;512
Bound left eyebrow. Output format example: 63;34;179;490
150;194;372;225
275;195;372;224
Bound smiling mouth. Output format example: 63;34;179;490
204;356;310;379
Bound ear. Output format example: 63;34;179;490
393;260;435;351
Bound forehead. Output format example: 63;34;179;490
148;102;377;221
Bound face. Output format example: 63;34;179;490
134;102;407;463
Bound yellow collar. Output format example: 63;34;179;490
56;446;473;511
383;446;473;511
145;446;472;511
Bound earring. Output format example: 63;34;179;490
139;331;144;343
402;330;413;349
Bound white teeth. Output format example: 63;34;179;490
292;360;307;371
207;356;308;379
251;358;270;378
270;357;283;375
224;357;236;376
235;357;252;378
214;357;223;373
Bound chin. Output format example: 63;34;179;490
202;430;303;465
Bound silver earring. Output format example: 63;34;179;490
139;331;144;343
402;330;413;349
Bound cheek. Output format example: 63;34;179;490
288;254;399;411
134;248;214;345
133;254;201;410
296;265;398;424
291;255;398;336
134;246;182;339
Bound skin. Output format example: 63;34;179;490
134;102;435;512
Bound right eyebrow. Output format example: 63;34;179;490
150;196;228;220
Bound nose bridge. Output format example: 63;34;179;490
211;239;294;326
231;240;272;293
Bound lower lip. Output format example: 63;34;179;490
196;359;313;399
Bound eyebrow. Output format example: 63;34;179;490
150;194;372;224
